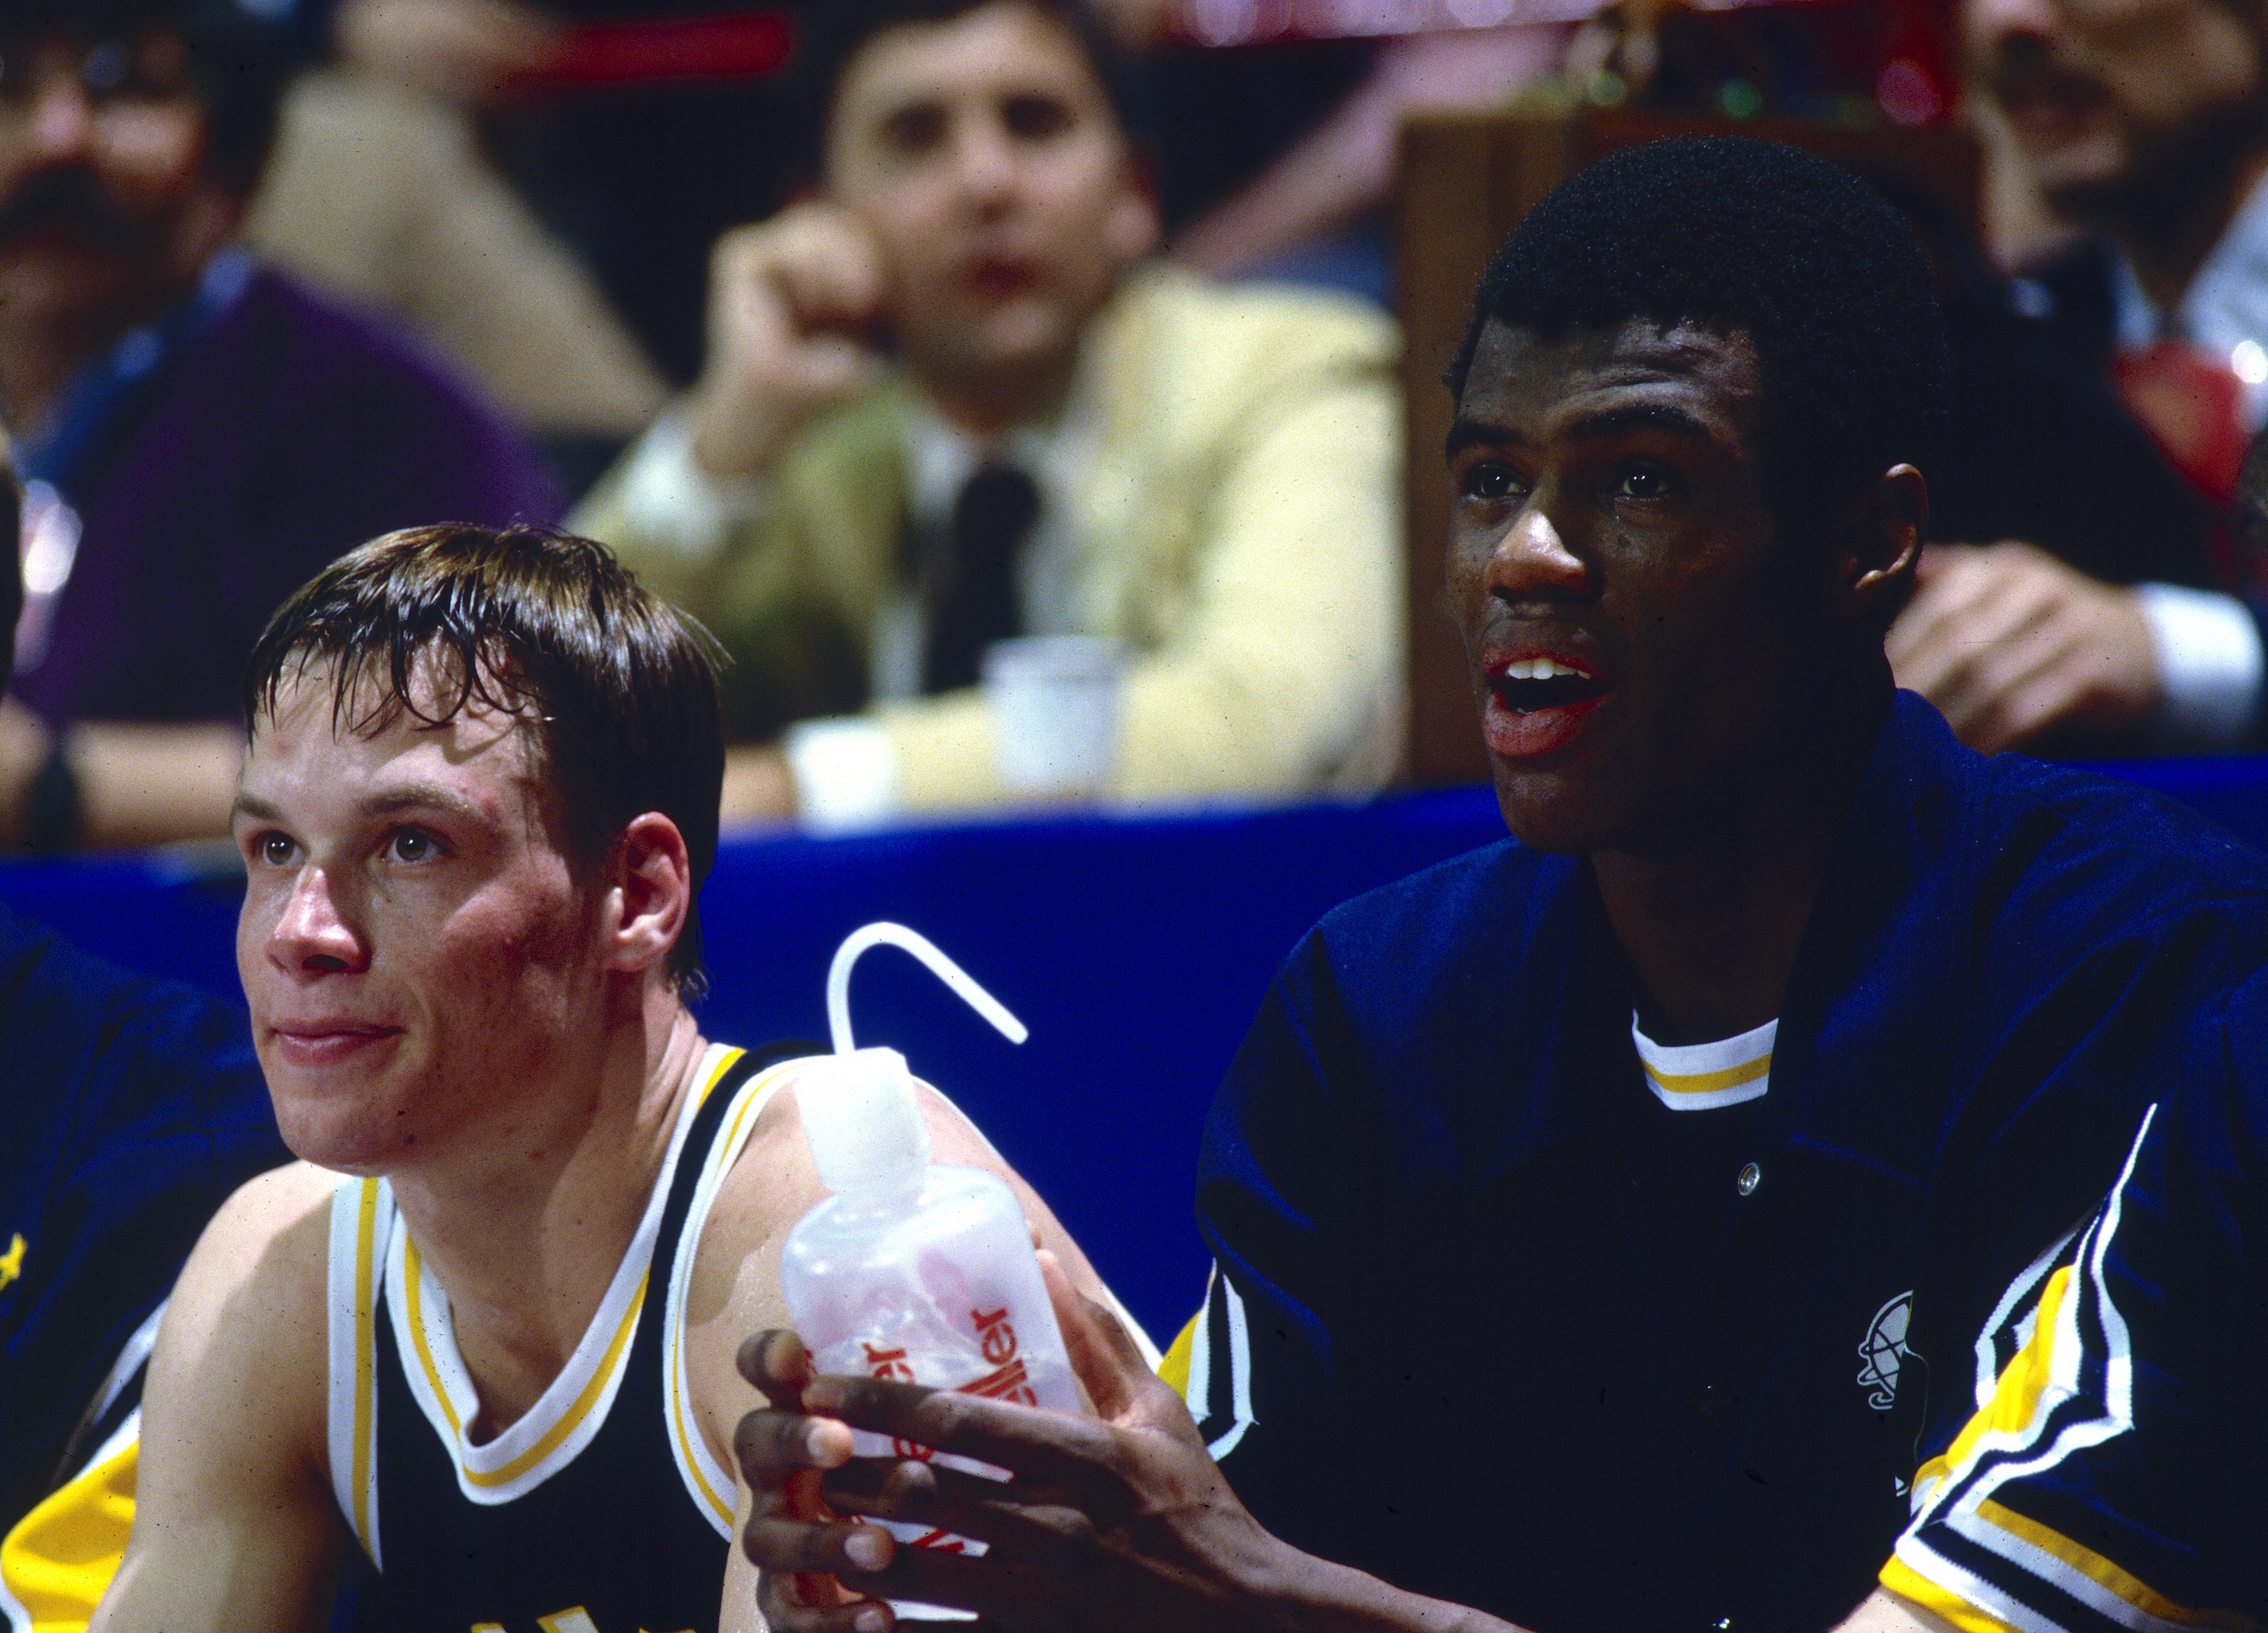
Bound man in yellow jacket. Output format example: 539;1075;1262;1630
570;0;1403;823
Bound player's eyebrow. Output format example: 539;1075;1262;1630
231;792;283;827
229;782;489;828
358;782;486;820
1444;402;1717;463
1445;415;1520;461
1557;403;1717;445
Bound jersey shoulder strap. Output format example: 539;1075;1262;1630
325;1176;391;1569
655;1040;819;1535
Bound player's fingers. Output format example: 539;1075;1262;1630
739;1330;815;1405
744;1505;900;1576
736;1403;856;1481
757;1564;894;1633
803;1374;1125;1494
838;1537;1046;1626
820;1452;1086;1554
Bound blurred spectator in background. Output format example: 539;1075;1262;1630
422;0;810;389
572;0;1402;823
0;0;559;854
1887;0;2268;754
245;0;671;460
0;448;286;1572
322;0;560;101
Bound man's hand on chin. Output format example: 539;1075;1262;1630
1887;541;2161;755
733;1254;1527;1633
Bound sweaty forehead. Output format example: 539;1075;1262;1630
1458;317;1765;435
252;655;541;772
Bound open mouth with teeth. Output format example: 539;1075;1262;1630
1490;657;1610;714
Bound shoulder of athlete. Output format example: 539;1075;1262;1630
141;1161;339;1494
95;1163;347;1633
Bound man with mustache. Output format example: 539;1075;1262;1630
0;0;557;854
731;139;2268;1633
570;0;1401;822
1888;0;2268;758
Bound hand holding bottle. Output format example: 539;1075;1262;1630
735;1251;1335;1633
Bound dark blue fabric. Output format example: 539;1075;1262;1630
0;901;284;1532
1194;693;2268;1633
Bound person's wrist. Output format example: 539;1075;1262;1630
1251;1533;1526;1633
2106;584;2164;720
686;384;799;479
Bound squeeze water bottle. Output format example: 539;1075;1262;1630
780;923;1082;1566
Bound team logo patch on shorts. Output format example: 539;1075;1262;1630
1857;1291;1912;1410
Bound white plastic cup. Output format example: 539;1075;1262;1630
782;717;900;833
981;636;1126;802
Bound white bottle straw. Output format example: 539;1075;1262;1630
825;922;1028;1057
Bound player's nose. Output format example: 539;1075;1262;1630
268;865;369;975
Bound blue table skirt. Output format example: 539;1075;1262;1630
7;760;2263;1343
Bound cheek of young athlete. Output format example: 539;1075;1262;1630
1446;317;1817;857
823;0;1148;385
232;674;611;1173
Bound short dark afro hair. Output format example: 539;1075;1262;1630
1449;137;1949;524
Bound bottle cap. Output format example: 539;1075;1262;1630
798;1046;931;1193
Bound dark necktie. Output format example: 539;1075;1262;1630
922;463;1040;695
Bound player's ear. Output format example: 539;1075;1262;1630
1848;463;1925;620
606;812;691;975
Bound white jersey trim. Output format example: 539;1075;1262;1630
1631;1015;1777;1111
1893;1105;2162;1631
663;1046;798;1537
1190;1264;1256;1461
1969;1221;2089;1417
326;1176;389;1567
0;1543;24;1633
325;1049;723;1535
390;1061;715;1505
